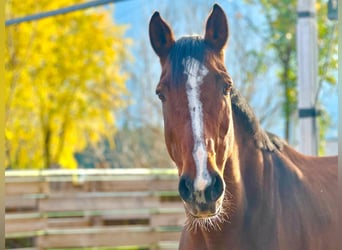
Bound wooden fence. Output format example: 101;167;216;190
5;168;185;250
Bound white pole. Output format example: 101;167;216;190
297;0;318;156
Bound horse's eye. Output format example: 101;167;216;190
156;90;166;102
223;84;231;96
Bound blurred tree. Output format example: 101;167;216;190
315;1;337;155
260;0;297;142
5;0;131;169
225;4;283;131
110;125;173;168
76;124;174;169
244;0;337;147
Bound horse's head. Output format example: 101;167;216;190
149;4;234;220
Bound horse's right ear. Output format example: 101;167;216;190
149;12;175;63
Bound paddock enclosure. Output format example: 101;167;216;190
5;169;185;250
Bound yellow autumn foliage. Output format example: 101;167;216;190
5;0;131;169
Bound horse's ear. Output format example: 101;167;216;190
149;12;175;63
204;4;229;52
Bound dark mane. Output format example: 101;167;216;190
168;36;206;85
231;87;285;152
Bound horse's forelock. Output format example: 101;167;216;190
168;36;206;86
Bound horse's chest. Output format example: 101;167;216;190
179;229;245;250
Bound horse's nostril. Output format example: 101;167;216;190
205;174;224;202
179;175;193;202
179;174;223;204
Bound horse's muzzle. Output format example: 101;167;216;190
178;174;224;218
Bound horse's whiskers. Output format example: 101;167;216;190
184;192;233;232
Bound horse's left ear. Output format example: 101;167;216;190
204;4;229;52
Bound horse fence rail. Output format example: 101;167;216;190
5;168;184;250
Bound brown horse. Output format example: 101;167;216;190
149;4;339;250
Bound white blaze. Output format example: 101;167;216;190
182;57;211;191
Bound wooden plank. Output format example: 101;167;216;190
157;241;179;250
47;180;153;193
5;168;178;177
5;182;43;196
96;180;152;192
150;210;185;227
5;177;42;183
158;201;184;210
5;214;46;234
39;196;159;212
36;226;181;248
5;169;183;249
45;208;150;218
47;181;93;193
150;179;178;192
5;170;42;178
5;248;38;250
101;211;150;221
46;178;178;193
6;230;44;239
47;217;90;228
5;196;38;211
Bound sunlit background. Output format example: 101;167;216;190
4;0;338;249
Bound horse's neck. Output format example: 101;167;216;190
222;114;281;237
228;120;338;249
228;114;268;202
217;111;338;248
